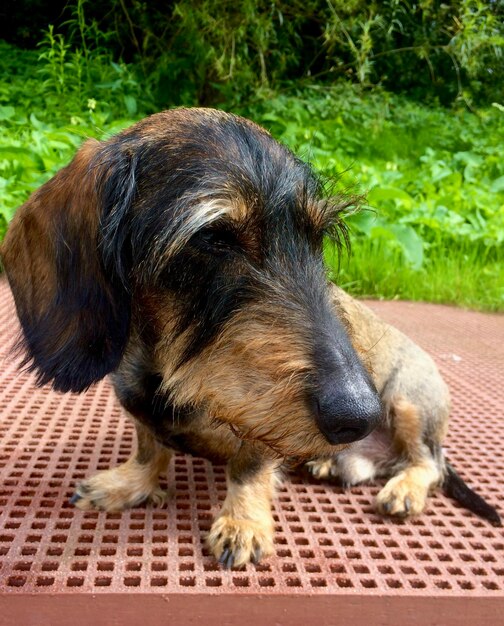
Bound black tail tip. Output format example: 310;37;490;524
487;510;502;527
443;463;501;526
480;504;502;527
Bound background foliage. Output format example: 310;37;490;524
0;0;503;309
2;0;503;105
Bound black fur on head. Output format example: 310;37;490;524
95;110;354;367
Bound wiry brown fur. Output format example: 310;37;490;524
158;300;340;459
2;108;384;568
1;108;499;573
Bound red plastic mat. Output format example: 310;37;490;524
0;279;503;624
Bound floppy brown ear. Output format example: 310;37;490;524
0;139;132;393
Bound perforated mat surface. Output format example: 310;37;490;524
0;278;503;624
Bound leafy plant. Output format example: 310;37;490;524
0;35;502;310
4;0;503;105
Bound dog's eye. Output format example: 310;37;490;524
197;226;240;252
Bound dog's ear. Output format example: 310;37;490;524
0;139;134;393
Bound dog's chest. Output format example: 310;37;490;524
111;370;234;461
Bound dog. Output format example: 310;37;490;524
1;108;500;571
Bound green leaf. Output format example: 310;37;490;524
124;95;137;116
29;113;47;130
0;105;15;120
346;210;377;236
0;146;45;170
389;225;424;269
490;176;504;193
367;186;413;209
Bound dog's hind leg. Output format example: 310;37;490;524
376;397;442;517
207;441;280;568
72;418;172;511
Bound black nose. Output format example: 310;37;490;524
313;383;382;445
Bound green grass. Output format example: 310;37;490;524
0;42;503;311
326;241;503;312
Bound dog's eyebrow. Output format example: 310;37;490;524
157;195;247;262
309;196;358;231
305;199;338;229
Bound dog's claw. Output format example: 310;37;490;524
225;552;235;569
219;541;232;569
70;493;82;505
404;497;411;513
220;548;235;570
251;547;262;565
381;499;394;514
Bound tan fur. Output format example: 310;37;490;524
207;457;280;567
376;458;441;516
158;306;346;460
391;397;424;461
78;283;450;528
74;420;172;511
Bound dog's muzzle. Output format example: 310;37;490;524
312;382;382;445
310;315;382;445
310;337;382;446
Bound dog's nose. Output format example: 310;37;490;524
313;384;382;445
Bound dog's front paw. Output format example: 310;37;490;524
207;515;274;569
376;473;428;517
71;467;167;512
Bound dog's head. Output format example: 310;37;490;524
1;108;381;458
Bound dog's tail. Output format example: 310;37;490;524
442;461;501;526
